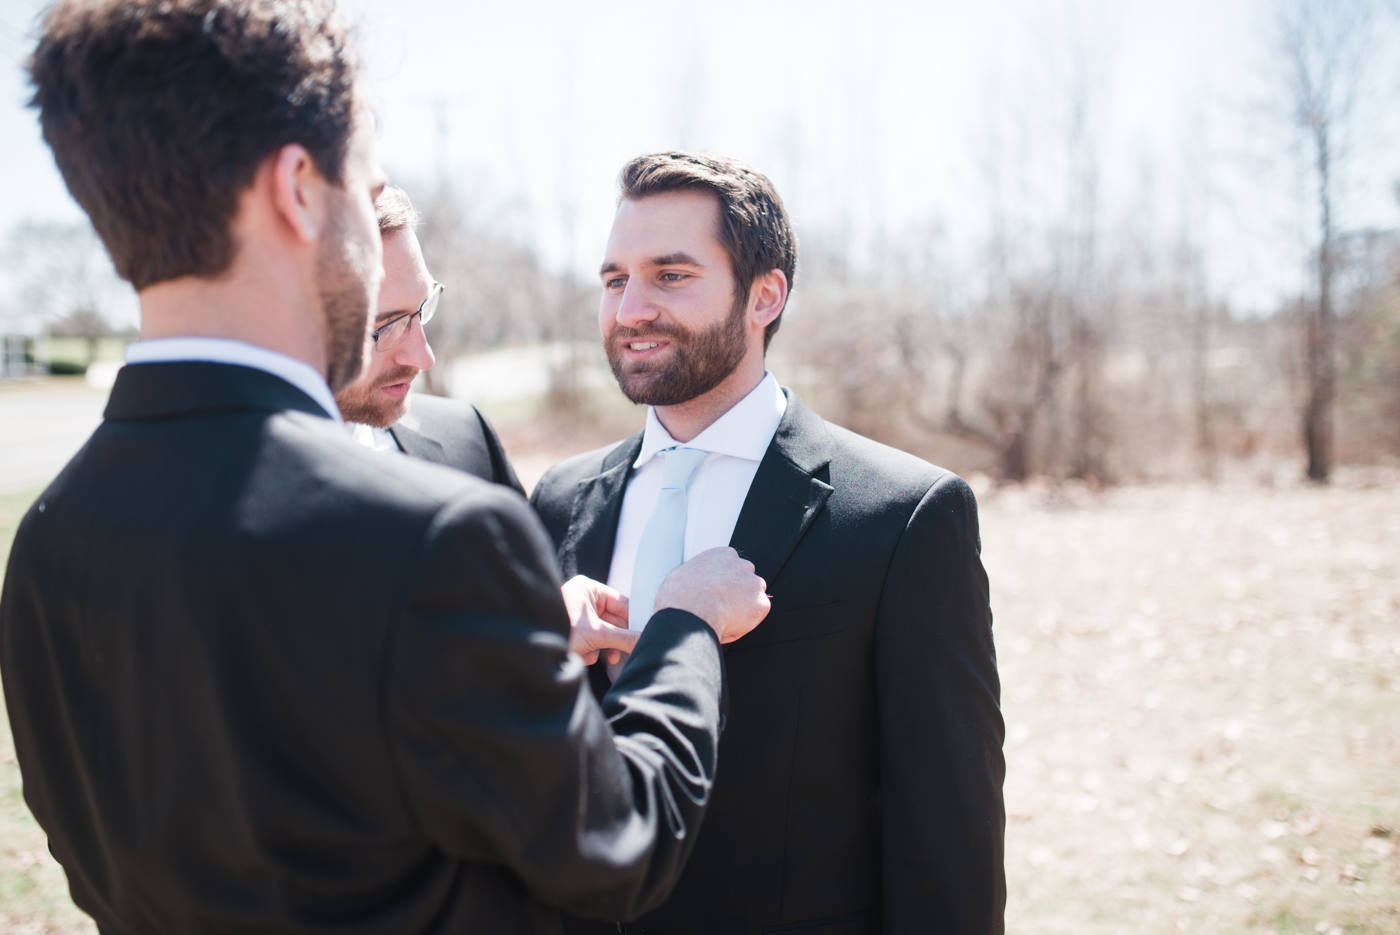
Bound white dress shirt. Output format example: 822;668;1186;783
124;337;342;422
348;422;399;451
606;371;787;598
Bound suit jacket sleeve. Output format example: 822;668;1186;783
875;474;1006;934
385;486;723;921
474;406;526;497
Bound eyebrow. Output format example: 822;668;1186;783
652;252;704;268
598;252;707;277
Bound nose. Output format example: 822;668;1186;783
614;279;660;331
394;315;436;371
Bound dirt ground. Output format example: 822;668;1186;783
982;476;1399;935
1;431;1396;933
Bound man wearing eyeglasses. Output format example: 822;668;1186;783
336;186;524;494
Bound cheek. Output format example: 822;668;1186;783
672;284;720;324
598;296;615;336
360;349;388;382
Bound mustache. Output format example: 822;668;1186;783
374;365;420;387
609;321;692;343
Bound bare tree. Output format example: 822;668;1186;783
407;183;595;398
0;221;135;339
1273;0;1380;482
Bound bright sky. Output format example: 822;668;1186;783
1;0;1396;313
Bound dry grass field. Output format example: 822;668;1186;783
984;476;1399;935
1;457;1396;934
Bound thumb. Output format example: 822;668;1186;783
599;587;630;625
596;624;642;654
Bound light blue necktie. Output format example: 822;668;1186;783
628;446;710;634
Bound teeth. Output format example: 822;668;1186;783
629;342;659;350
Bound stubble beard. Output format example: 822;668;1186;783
318;199;379;395
335;364;420;428
606;297;748;406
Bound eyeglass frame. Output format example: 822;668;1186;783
371;280;445;352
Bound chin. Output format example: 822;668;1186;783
370;400;409;429
336;390;408;429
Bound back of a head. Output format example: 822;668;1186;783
619;151;797;350
28;0;359;291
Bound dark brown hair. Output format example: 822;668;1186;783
619;152;797;350
376;185;420;236
28;0;359;290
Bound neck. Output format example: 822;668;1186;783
137;242;327;378
652;350;766;443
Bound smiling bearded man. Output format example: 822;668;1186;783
531;152;1007;935
604;268;747;407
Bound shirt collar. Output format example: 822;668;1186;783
124;337;343;422
347;422;399;452
634;371;787;468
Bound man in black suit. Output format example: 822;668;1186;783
336;186;524;494
532;153;1006;934
0;4;769;932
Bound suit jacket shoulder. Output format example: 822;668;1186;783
530;432;642;552
392;393;525;495
534;433;640;490
823;420;950;504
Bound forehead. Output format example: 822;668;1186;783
377;229;429;313
382;227;422;269
608;191;724;259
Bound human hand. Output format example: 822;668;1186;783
561;575;638;666
654;547;770;644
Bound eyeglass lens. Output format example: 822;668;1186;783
374;283;443;353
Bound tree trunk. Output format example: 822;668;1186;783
1303;123;1335;483
1002;428;1030;483
1190;299;1216;480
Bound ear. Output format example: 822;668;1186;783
268;143;325;244
749;269;788;329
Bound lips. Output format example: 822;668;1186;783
376;367;420;399
620;339;668;362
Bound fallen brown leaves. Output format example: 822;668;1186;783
985;476;1400;934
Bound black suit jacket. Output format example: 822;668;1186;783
390;393;525;495
531;390;1005;935
0;362;728;935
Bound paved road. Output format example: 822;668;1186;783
0;380;109;496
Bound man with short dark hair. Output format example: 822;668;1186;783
533;152;1006;934
337;185;524;493
0;5;770;932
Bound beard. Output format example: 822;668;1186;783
317;198;379;394
606;298;748;406
335;364;420;428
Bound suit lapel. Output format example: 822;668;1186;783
390;423;448;466
727;391;833;587
559;433;644;581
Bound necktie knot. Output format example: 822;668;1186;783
660;446;708;489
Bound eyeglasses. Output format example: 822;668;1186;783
372;281;444;353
